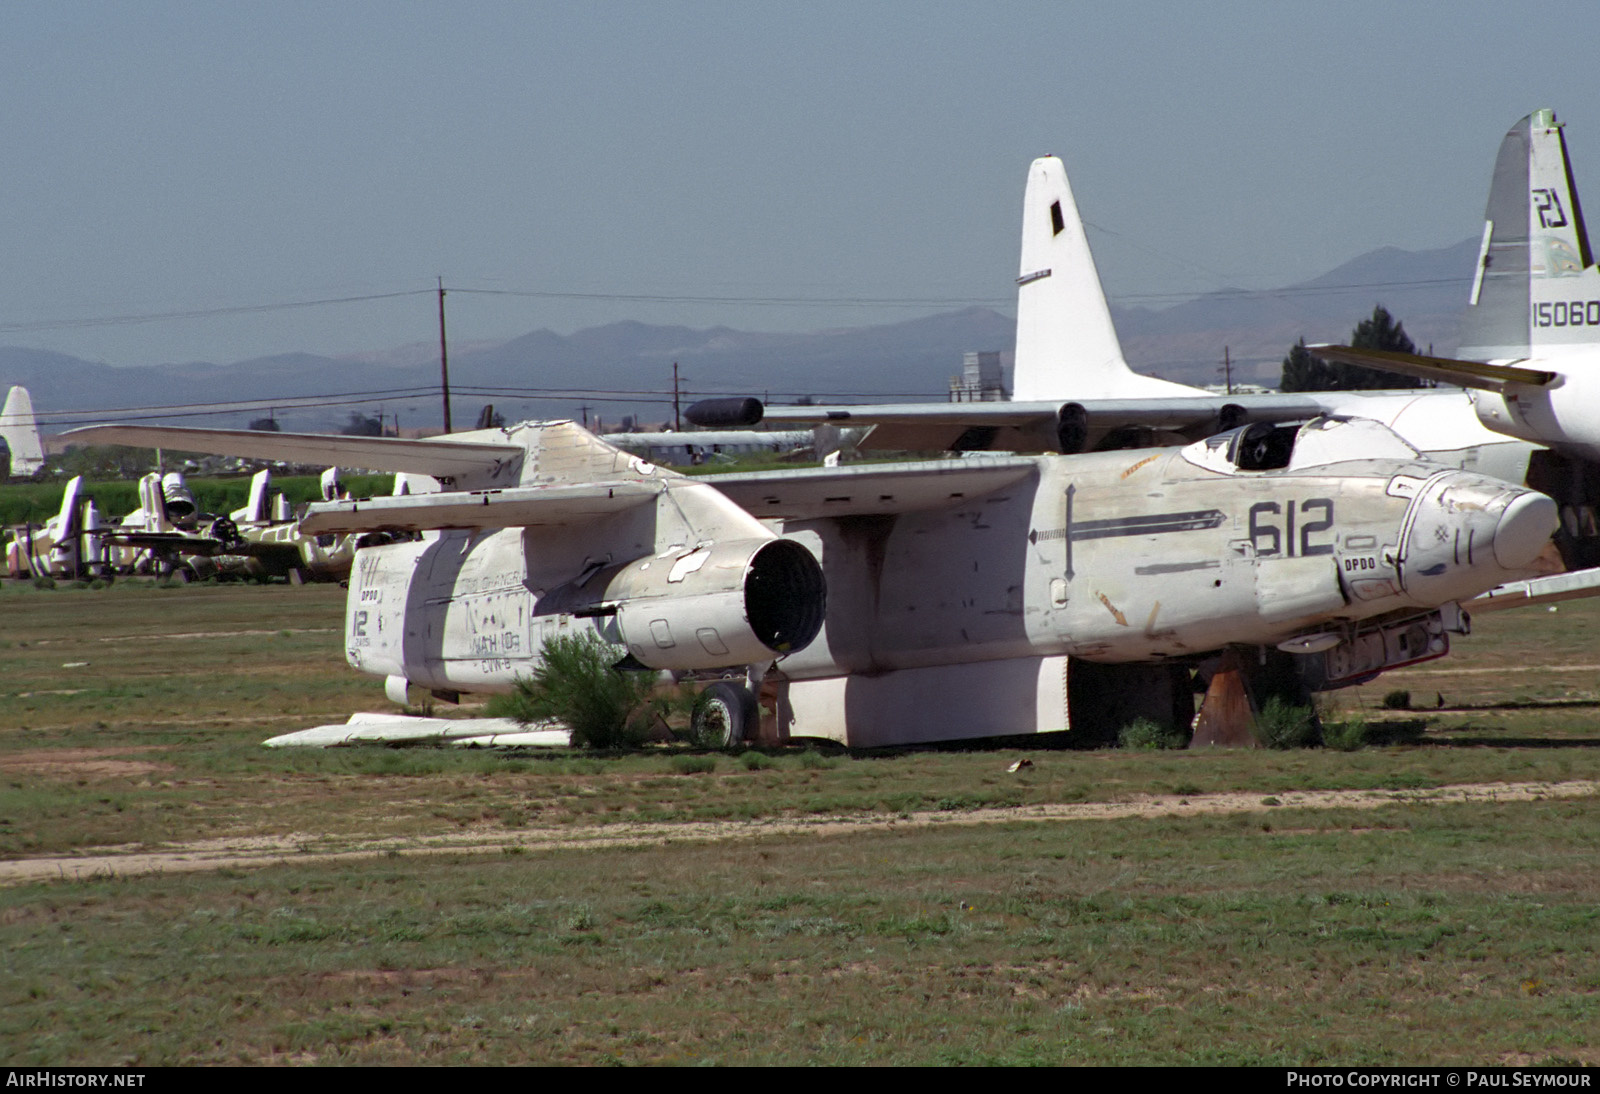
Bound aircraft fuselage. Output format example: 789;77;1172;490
341;422;1553;744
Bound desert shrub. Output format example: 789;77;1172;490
1321;716;1370;752
1382;689;1412;710
671;754;718;775
1118;717;1189;750
493;633;664;749
1254;697;1319;749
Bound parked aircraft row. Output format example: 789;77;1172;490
4;465;362;583
56;110;1594;748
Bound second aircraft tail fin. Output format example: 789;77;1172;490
0;386;46;478
1012;157;1199;400
1460;109;1600;362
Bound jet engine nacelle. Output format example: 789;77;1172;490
1472;373;1600;464
601;538;826;671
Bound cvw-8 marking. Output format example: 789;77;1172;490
1249;499;1334;557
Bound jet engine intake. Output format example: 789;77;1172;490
1398;471;1558;606
606;538;825;671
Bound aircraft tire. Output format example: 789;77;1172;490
691;681;756;748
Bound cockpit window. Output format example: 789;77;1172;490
1181;415;1423;475
1233;422;1297;471
1287;415;1421;468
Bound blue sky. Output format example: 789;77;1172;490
4;1;1599;367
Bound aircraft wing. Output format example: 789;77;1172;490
688;395;1327;453
698;457;1038;520
263;712;568;748
604;429;813;449
60;424;525;479
103;530;226;554
299;480;662;534
1467;566;1600;612
1309;346;1559;392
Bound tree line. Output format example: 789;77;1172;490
1279;305;1432;392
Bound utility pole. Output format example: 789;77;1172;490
437;276;452;433
673;362;682;432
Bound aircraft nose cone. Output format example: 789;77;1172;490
1493;491;1559;569
1399;474;1556;607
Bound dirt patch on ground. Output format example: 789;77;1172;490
4;778;1595;888
0;746;174;780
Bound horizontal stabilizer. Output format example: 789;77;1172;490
62;424;526;480
300;479;661;534
1309;345;1558;391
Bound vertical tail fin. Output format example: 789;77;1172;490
1012;157;1199;399
136;473;171;532
234;469;272;524
1460;109;1600;361
55;476;82;539
0;386;46;477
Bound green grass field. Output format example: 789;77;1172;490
2;582;1598;1064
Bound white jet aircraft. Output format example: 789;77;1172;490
64;413;1555;747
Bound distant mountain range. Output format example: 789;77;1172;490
4;237;1477;436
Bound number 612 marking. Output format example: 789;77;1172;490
1249;498;1334;557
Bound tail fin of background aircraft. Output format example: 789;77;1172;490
0;386;46;477
1012;157;1200;400
1459;109;1600;362
242;469;271;524
54;475;82;539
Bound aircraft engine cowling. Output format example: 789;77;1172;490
603;538;825;671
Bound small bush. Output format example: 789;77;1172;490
1118;717;1189;750
1254;697;1318;749
1322;716;1369;752
494;633;663;749
1382;689;1412;710
671;754;717;775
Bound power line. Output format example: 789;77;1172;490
0;290;433;336
0;274;1475;337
